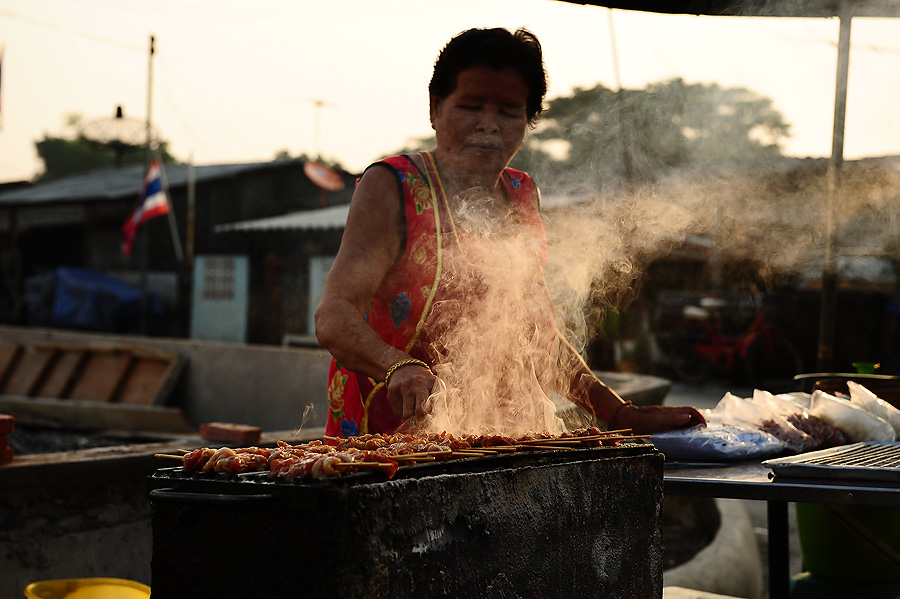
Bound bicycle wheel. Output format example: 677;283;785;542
744;335;803;390
669;319;716;384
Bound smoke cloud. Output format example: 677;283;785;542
418;157;900;435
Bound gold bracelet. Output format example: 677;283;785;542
384;358;433;386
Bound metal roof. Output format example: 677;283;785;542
0;160;295;206
558;0;900;17
215;204;351;233
214;193;592;233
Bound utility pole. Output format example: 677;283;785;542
139;33;155;335
817;9;852;372
607;9;634;196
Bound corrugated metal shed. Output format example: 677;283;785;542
0;160;294;207
216;204;351;232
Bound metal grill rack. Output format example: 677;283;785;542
764;442;900;482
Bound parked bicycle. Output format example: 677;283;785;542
667;295;803;386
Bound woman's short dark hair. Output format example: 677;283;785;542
429;28;547;126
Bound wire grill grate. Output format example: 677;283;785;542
765;442;900;482
795;443;900;469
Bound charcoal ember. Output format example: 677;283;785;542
8;425;164;455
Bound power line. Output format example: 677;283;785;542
157;54;260;159
778;33;900;54
0;7;144;51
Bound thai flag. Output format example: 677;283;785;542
122;159;169;256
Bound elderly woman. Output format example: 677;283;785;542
315;27;705;438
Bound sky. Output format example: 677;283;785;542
1;0;900;184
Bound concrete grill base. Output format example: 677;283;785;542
151;449;665;599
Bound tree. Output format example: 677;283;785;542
34;113;176;182
518;78;790;192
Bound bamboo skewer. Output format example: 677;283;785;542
466;445;519;452
155;453;185;461
391;455;436;462
334;462;396;470
516;437;584;445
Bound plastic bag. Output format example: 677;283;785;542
847;381;900;438
651;424;787;461
808;389;896;443
752;390;846;451
710;391;811;453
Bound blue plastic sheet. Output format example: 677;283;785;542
25;267;164;334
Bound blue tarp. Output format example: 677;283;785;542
25;267;164;334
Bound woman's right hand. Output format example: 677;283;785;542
385;364;439;420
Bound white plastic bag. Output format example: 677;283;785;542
847;381;900;438
808;389;896;442
755;390;847;450
710;391;811;453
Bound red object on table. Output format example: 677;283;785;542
0;413;15;435
200;422;262;446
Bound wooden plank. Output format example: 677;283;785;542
0;346;56;397
3;341;185;408
117;358;169;405
36;349;87;399
149;353;187;406
0;342;23;390
68;351;133;402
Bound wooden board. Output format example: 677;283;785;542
0;342;185;406
69;351;133;402
0;342;23;388
118;359;169;405
1;346;54;397
35;349;87;399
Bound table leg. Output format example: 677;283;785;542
768;500;790;599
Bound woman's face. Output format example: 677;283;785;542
430;65;529;183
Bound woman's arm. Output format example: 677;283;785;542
559;334;706;434
314;165;436;420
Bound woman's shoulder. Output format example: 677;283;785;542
369;154;418;170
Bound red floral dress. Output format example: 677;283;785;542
325;151;548;437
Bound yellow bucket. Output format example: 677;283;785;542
23;578;150;599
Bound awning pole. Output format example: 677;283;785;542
817;7;852;372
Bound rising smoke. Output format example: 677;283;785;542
419;157;900;435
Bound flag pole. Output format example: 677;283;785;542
154;150;184;263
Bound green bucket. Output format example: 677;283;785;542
796;503;900;583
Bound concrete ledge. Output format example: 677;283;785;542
664;498;764;599
664;587;745;599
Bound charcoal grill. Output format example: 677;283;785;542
150;441;665;599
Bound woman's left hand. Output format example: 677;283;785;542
616;404;706;435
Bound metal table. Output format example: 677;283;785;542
663;460;900;599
